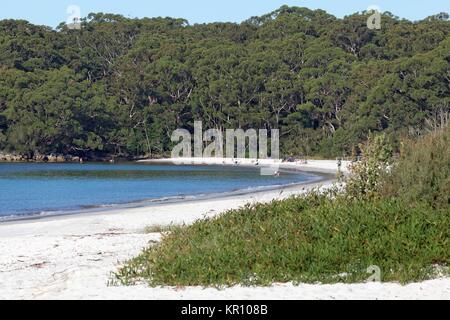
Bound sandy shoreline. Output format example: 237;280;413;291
0;169;330;225
0;159;448;300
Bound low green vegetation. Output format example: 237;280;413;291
143;224;178;234
113;128;450;286
115;196;449;286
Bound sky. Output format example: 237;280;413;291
0;0;449;28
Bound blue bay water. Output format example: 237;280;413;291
0;163;316;220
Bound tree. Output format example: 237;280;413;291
0;6;449;159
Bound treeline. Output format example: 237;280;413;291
0;6;449;159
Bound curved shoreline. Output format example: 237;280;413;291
1;160;448;300
0;160;343;299
0;166;331;224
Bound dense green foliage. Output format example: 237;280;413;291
113;129;450;286
380;127;450;209
114;196;449;286
1;7;449;158
344;133;393;200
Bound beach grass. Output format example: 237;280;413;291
380;127;450;209
143;224;178;234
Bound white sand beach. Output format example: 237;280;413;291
0;159;448;300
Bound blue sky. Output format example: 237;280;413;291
0;0;449;28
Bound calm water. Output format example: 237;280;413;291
0;163;316;220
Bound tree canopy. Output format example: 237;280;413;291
0;7;449;158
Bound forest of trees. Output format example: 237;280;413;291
0;6;449;159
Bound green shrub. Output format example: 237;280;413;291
344;133;393;200
113;195;449;286
380;127;450;209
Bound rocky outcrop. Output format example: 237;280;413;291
0;153;27;162
0;152;82;163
